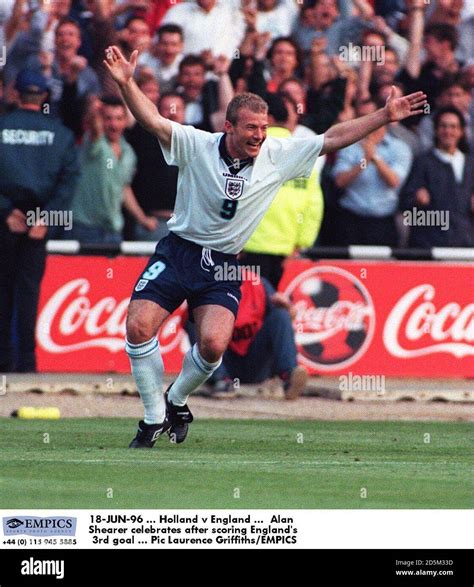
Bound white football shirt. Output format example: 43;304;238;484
160;122;325;254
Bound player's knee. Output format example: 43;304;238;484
126;314;156;344
198;337;225;364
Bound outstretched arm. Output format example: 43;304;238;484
103;46;172;149
320;86;426;155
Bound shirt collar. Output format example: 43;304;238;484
219;134;254;170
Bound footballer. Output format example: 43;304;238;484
104;46;426;448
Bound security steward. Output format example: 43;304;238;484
0;70;79;372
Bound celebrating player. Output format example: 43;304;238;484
104;45;426;448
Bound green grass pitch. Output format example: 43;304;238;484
0;418;472;509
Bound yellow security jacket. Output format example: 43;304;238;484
244;126;324;256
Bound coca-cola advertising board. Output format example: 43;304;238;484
36;255;474;377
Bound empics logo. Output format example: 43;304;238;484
3;516;77;536
5;518;24;529
21;558;65;580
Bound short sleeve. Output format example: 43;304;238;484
158;121;215;167
275;135;325;182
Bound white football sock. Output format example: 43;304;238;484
125;337;166;425
168;343;221;406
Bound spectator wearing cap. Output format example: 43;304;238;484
0;69;79;372
331;97;413;246
401;107;474;248
70;96;157;244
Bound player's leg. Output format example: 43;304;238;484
125;299;171;448
166;304;235;443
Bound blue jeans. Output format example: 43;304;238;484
67;222;122;244
187;305;298;384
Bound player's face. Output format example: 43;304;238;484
225;108;268;159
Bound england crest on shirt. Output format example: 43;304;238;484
224;178;244;200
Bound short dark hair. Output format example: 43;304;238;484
158;24;184;39
438;74;470;96
124;15;149;29
179;54;206;73
279;90;298;112
101;95;126;109
56;17;81;33
425;23;458;51
159;92;184;106
434;106;468;152
266;92;289;124
225;92;268;125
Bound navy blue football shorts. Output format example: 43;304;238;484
131;232;242;319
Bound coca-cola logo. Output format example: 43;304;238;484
36;279;187;354
284;266;375;371
383;284;474;359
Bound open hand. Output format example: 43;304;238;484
384;85;427;122
103;46;138;86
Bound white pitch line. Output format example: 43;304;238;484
9;457;467;467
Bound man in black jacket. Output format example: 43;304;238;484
401;107;473;248
0;70;79;372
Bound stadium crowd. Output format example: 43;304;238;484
1;0;473;250
0;0;472;378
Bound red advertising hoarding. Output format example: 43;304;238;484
36;255;474;377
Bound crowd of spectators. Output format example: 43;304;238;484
1;0;473;250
